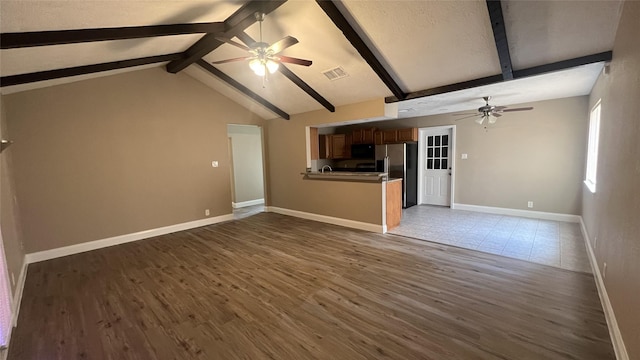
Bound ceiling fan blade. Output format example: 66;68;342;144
278;56;312;66
491;112;502;117
210;57;251;65
268;36;299;54
452;112;478;116
455;114;482;121
502;107;534;112
493;106;507;111
215;37;250;51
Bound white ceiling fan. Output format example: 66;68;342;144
454;96;534;125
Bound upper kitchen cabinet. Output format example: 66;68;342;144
382;129;398;143
330;134;351;159
374;131;383;145
319;134;351;159
374;128;419;144
310;127;320;160
352;128;376;144
397;128;418;142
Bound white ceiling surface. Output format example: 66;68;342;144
0;1;240;89
196;0;391;117
0;1;240;31
390;61;605;120
1;36;201;76
340;0;502;92
183;64;280;120
503;0;623;69
0;1;624;120
1;63;168;95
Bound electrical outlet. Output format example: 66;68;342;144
527;201;533;208
205;209;210;216
211;161;219;168
603;262;607;279
461;153;468;159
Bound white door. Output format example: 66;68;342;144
422;128;452;206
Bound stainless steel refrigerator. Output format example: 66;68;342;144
375;143;418;208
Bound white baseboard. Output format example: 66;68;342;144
11;258;27;326
25;213;234;264
452;203;580;223
5;256;28;353
232;199;265;208
579;218;629;360
265;206;385;233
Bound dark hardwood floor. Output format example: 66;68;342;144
9;213;614;359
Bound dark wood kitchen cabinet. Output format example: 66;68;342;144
310;127;319;160
330;134;347;159
374;128;419;144
382;129;398;143
374;131;383;145
397;127;418;142
352;128;376;144
319;134;351;159
318;134;329;159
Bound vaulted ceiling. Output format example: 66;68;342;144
0;0;623;120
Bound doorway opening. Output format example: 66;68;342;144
227;125;266;219
418;125;456;207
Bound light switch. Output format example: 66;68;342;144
212;161;219;168
461;153;468;160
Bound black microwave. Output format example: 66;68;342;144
351;144;375;159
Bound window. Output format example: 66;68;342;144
585;100;601;193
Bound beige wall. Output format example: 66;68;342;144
267;95;587;224
0;97;25;295
266;99;386;225
582;1;640;358
349;96;588;215
4;67;264;253
227;125;264;204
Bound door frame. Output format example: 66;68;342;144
417;125;456;207
227;124;268;209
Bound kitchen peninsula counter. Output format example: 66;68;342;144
302;171;388;182
300;171;403;231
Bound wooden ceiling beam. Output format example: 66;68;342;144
513;51;612;78
486;0;514;80
0;23;226;49
278;66;335;112
390;75;505;102
316;0;406;101
166;0;286;74
196;59;290;120
385;51;613;103
1;53;182;87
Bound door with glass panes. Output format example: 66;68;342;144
422;127;451;206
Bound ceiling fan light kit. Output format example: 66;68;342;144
249;58;279;76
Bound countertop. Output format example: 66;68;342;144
301;171;388;182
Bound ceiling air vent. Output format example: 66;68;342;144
322;67;349;81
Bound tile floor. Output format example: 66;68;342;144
389;205;592;273
233;204;264;220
